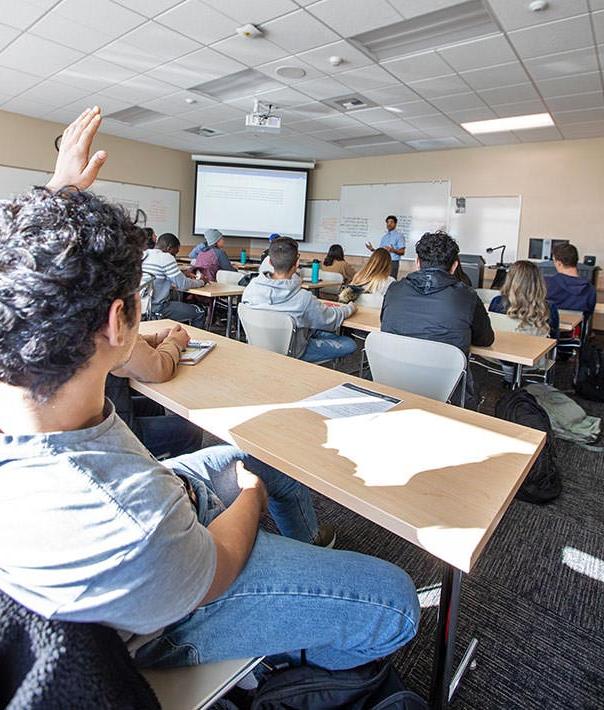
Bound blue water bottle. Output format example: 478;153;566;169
240;248;247;265
311;258;320;284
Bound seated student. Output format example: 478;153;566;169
381;231;494;408
191;229;236;275
143;226;156;249
546;242;596;314
107;325;204;458
0;107;419;673
347;248;396;297
259;232;280;273
143;232;206;328
321;244;356;284
243;237;358;363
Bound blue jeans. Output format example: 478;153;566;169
301;331;357;364
135;445;419;671
160;300;206;329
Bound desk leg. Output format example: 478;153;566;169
513;364;523;389
236;297;242;341
226;296;233;338
429;565;462;710
205;298;216;332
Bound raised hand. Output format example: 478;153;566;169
46;106;107;192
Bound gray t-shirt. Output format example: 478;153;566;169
0;402;216;637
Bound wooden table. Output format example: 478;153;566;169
559;309;583;331
301;279;330;291
187;283;245;338
343;306;557;387
135;320;545;709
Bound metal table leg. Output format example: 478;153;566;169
429;565;477;709
513;364;523;389
226;295;233;338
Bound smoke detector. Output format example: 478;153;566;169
236;23;263;38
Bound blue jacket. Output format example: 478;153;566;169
189;244;236;272
546;273;596;314
489;295;560;339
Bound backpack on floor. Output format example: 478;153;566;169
250;660;426;710
575;343;604;402
494;389;562;504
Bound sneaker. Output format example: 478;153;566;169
313;524;336;548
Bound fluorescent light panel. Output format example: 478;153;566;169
462;113;554;134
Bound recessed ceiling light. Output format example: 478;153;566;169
275;66;306;79
461;112;554;134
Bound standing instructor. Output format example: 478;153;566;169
365;215;406;279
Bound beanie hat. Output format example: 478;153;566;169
205;228;223;247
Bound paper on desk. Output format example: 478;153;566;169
300;382;401;419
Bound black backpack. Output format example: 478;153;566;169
494;389;562;504
244;660;426;710
575;343;604;402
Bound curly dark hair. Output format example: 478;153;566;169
0;188;146;402
415;231;459;270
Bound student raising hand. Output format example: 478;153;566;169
46;106;107;192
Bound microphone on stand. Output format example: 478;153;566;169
486;245;506;266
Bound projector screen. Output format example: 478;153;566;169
193;163;309;240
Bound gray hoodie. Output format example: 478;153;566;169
242;272;355;357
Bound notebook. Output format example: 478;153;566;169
179;340;216;365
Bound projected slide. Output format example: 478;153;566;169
194;163;308;240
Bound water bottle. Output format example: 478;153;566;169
240;248;247;265
311;259;320;283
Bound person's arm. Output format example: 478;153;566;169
46;106;107;192
217;248;237;272
391;233;406;256
304;293;356;332
587;285;597;314
112;327;189;382
471;298;495;346
391;246;406;255
164;257;204;290
198;466;267;605
365;241;375;251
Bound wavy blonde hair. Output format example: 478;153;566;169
351;248;391;293
501;260;550;332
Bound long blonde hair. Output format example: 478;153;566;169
351;248;391;293
501;260;550;332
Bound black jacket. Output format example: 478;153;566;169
380;268;494;355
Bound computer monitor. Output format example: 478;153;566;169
528;238;569;260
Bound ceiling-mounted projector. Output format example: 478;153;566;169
245;99;282;132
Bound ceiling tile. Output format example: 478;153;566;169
0;23;20;51
338;64;395;92
478;83;540;105
17;77;89;109
254;85;313;107
408;74;470;98
0;33;82;76
96;38;161;73
591;10;604;43
146;47;245;88
362;83;419;104
180;102;247;123
0;0;58;30
515;125;563;142
262;9;339;53
305;0;402;36
590;0;604;9
140;90;216;115
1;95;52;118
507;14;593;59
202;0;298;24
49;93;135;120
256;55;324;83
437;34;517;72
488;0;588;31
546;91;604;112
288;113;362;131
349;143;414;156
559;119;604;138
296;76;350;100
210;34;289;66
54;56;136;92
431;92;486;112
382;51;454;82
100;75;176;103
118;21;201;63
297;39;372;74
386;98;440;117
377;120;425;140
536;71;602;98
387;0;468;18
111;0;184;17
460;62;530;91
0;65;40;94
524;46;599;79
405;113;455;130
492;99;547;116
156;0;234;43
286;101;339;118
447;106;497;122
308;123;381;140
351;106;414;125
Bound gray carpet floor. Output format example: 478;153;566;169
204;333;604;709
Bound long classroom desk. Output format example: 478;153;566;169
342;306;557;387
134;320;545;709
187;283;245;338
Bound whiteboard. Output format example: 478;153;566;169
448;196;521;263
337;180;451;257
299;199;340;252
0;164;180;236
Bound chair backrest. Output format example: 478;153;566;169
365;331;467;403
476;288;500;305
460;261;481;288
300;267;312;280
139;275;155;321
488;311;521;332
216;269;242;285
319;271;343;284
238;303;296;356
356;292;384;309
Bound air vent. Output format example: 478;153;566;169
351;0;497;61
323;93;377;113
406;137;461;150
189;68;281;101
331;133;398;148
185;126;223;137
105;106;165;125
